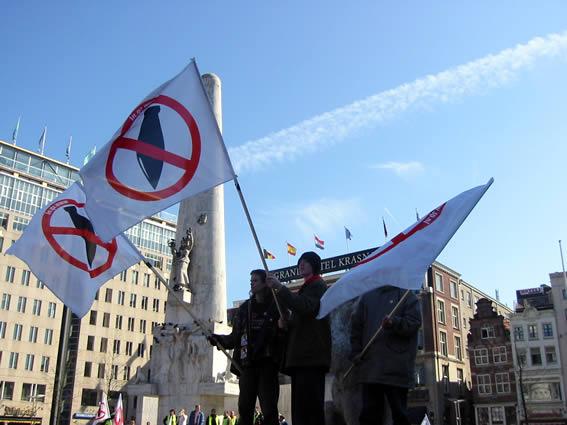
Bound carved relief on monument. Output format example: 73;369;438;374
169;228;194;293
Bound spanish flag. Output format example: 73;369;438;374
263;248;276;260
287;242;297;256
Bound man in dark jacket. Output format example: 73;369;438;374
350;285;421;425
208;270;281;425
266;251;331;425
188;405;204;425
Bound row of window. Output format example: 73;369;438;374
513;322;554;341
0;381;47;402
95;289;162;312
86;335;153;358
0;321;54;344
517;346;557;367
0;352;51;372
436;300;461;329
474;347;508;365
438;331;464;360
88;311;160;333
0;293;55;317
83;362;138;381
434;272;480;309
4;266;45;289
415;364;465;391
477;373;511;395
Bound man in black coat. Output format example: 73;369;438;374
266;251;331;425
350;285;422;425
208;269;281;425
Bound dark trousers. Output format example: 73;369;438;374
290;367;326;425
238;360;279;425
359;383;410;425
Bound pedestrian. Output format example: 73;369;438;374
278;415;288;425
163;410;177;425
253;406;263;425
206;409;221;425
208;269;282;425
189;405;204;425
178;409;188;425
350;285;421;425
266;251;331;425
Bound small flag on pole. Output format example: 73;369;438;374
287;242;297;256
91;392;111;424
263;248;276;260
83;146;97;166
38;126;47;155
314;234;325;250
416;208;420;221
382;217;388;239
66;136;72;164
345;227;353;240
113;393;124;425
12;116;20;145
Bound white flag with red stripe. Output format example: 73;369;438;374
317;178;493;318
91;392;111;425
113;393;124;425
6;183;143;318
80;59;235;241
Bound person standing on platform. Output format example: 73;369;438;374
350;285;421;425
188;406;204;425
266;251;331;425
207;270;282;425
206;409;221;425
164;410;177;425
178;409;188;425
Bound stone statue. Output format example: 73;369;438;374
169;228;194;292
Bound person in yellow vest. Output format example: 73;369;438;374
206;409;222;425
163;409;177;425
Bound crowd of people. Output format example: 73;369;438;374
160;405;288;425
205;250;421;425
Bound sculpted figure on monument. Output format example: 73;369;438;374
169;228;194;292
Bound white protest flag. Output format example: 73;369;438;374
421;414;432;425
113;393;124;425
6;183;143;318
91;392;111;425
80;59;235;241
317;178;493;318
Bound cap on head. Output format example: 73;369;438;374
298;251;321;275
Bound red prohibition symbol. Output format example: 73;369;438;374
105;95;202;201
41;199;117;278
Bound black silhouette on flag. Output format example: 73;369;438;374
137;105;165;189
64;206;97;267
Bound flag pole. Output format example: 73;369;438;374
233;177;284;317
559;240;567;291
286;242;290;267
343;289;412;380
144;259;243;375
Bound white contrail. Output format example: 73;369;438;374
229;31;567;174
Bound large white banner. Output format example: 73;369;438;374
80;59;235;241
318;178;493;318
7;183;143;318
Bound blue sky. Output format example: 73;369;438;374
2;2;567;308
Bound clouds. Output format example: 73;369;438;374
229;31;567;174
371;161;425;177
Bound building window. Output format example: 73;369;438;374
89;310;97;326
126;341;133;356
514;326;524;341
24;354;34;371
100;337;108;353
0;321;6;338
414;364;426;387
105;288;113;303
81;389;98;406
530;347;542;366
102;313;110;328
137;342;145;357
466;292;472;307
477;374;492;395
457;368;464;386
128;317;135;332
12;217;30;232
36;280;45;289
495;373;511;393
1;293;12;310
140;319;147;333
141;296;148;310
32;299;41;316
119;270;127;281
452;306;459;329
29;326;38;343
9;352;19;369
117;291;125;306
86;335;95;351
21;383;46;402
40;356;49;373
20;270;30;286
123;366;131;380
528;324;538;340
542;323;553;338
493;346;507;363
130;294;137;308
13;324;22;341
437;300;446;324
481;326;495;339
143;273;151;287
154;276;161;290
113;339;121;355
474;348;489;365
435;273;443;292
97;363;106;379
47;302;56;318
153;298;160;313
16;296;27;313
112;365;119;380
131;270;139;285
0;381;15;400
44;329;53;345
442;364;450;393
454;336;462;360
115;315;123;330
491;407;504;423
516;348;527;367
5;266;15;283
450;280;458;299
439;331;448;356
84;361;92;377
545;346;557;364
